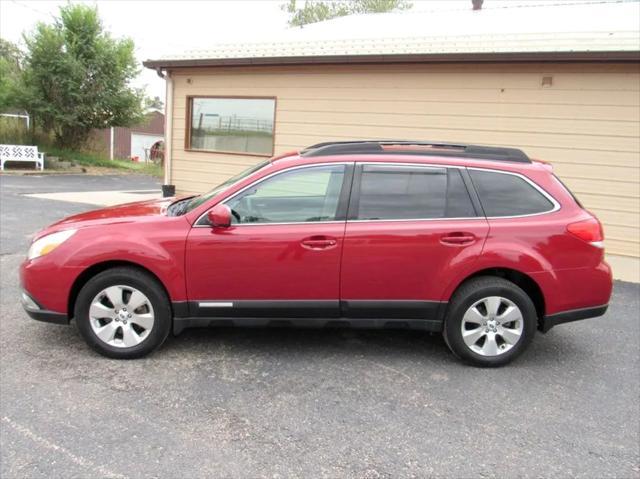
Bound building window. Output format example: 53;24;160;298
187;97;276;156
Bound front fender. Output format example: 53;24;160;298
65;218;189;302
21;217;191;314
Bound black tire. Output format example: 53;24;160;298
74;267;172;359
443;276;537;367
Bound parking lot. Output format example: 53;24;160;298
1;174;638;478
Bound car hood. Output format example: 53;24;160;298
48;197;176;231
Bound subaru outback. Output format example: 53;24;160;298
20;141;612;366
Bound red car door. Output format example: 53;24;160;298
185;163;352;319
340;163;489;320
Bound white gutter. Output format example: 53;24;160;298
163;71;173;186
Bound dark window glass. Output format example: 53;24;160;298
226;165;345;224
446;169;477;218
355;165;476;220
189;97;275;155
470;170;554;217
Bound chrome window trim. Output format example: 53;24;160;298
360;163;454;171
199;220;346;227
193;161;560;227
347;216;485;223
194;162;352;227
466;166;561;219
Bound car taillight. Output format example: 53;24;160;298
567;217;604;247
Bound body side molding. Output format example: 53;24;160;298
171;299;448;334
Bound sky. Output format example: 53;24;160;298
0;0;628;102
0;0;292;100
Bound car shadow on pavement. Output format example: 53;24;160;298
162;325;591;368
29;317;592;368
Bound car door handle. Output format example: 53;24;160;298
440;232;476;246
301;236;338;250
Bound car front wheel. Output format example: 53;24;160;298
443;276;538;367
74;267;172;359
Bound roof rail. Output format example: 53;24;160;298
301;140;531;163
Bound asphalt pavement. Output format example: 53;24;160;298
1;174;638;478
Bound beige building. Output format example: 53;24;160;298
145;2;640;282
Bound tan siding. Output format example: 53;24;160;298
589;209;640;229
607;255;640;283
275;100;640;122
552;163;639;184
575;194;639;213
169;63;640;259
272;111;640;138
174;87;638;108
177;101;640;123
274;127;639;153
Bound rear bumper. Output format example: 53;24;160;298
540;304;608;333
531;262;612;317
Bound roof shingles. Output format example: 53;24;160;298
144;1;640;68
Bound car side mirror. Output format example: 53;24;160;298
207;204;232;228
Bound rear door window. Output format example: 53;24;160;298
469;169;555;217
352;165;476;220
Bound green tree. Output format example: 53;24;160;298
0;38;24;111
19;4;145;148
145;96;164;111
283;0;412;27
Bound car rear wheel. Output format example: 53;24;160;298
443;276;537;367
75;267;171;359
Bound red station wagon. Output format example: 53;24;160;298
20;141;613;366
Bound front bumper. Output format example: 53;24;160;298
540;304;608;333
20;290;69;325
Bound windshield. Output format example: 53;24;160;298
177;160;271;214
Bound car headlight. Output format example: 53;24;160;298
28;229;77;260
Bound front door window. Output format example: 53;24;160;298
226;164;346;224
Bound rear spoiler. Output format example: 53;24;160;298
532;158;553;171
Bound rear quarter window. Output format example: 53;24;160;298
469;169;555;217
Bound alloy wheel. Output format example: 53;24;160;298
89;285;155;348
460;296;524;356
